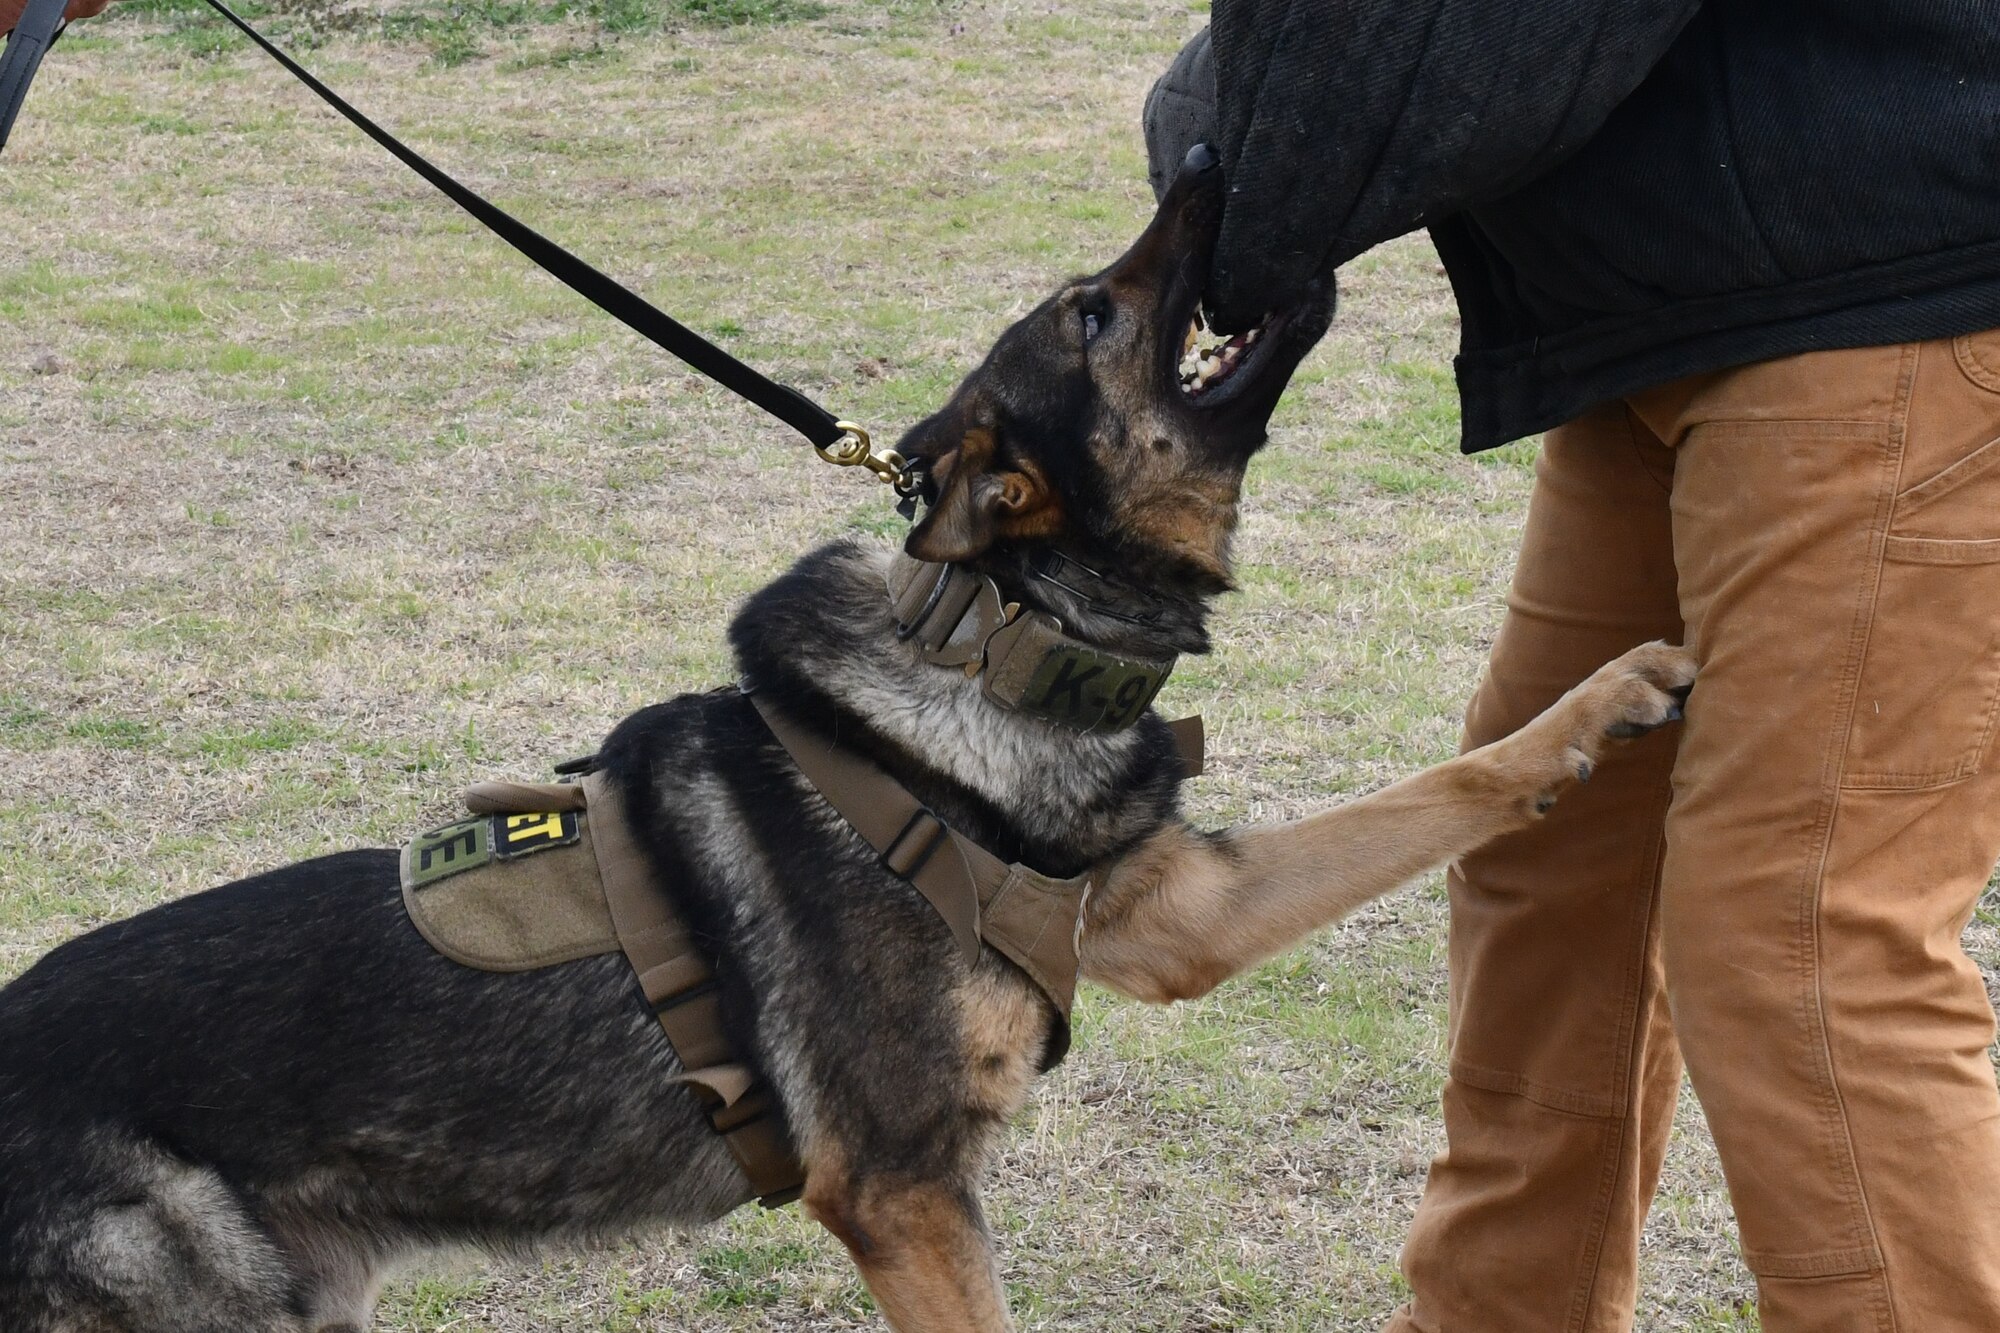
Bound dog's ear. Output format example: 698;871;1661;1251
905;424;1062;564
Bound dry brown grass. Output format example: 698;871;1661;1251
1;1;1993;1329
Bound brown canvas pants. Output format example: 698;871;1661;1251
1386;334;2000;1332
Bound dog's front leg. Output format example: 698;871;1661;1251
1082;641;1695;1003
804;1171;1013;1332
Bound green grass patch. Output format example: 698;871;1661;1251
195;717;322;764
64;716;163;749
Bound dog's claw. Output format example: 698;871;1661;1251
1605;700;1683;739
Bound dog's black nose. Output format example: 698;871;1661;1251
1182;142;1220;175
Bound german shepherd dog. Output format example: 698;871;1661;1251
0;149;1694;1332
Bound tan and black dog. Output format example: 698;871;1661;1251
0;150;1693;1332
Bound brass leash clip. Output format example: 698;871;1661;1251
817;420;907;487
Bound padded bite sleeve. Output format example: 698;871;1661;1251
1186;0;1700;329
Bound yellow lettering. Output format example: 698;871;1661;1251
504;812;565;844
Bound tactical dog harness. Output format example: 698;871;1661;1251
400;771;805;1206
398;557;1201;1211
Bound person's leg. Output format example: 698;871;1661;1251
1634;335;2000;1331
1388;404;1685;1333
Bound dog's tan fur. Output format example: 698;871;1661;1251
806;1170;1014;1333
1082;646;1689;1005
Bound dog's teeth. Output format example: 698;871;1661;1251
1182;312;1247;396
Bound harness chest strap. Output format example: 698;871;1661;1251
576;771;804;1205
747;690;1097;1020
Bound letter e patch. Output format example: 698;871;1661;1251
406;817;493;890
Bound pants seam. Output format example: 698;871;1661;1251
1447;1060;1624;1119
1801;342;1919;1333
1744;1244;1886;1281
1567;790;1673;1333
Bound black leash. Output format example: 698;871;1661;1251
0;0;917;496
0;0;63;152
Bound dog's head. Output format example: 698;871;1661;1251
896;146;1334;628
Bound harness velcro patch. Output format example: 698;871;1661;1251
403;811;579;890
1014;642;1171;731
971;610;1174;732
399;809;615;972
495;810;580;858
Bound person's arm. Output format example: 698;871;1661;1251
1147;0;1702;330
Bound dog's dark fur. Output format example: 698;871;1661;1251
0;157;1694;1332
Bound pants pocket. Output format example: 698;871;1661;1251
1953;329;2000;394
1843;535;2000;790
1893;431;2000;537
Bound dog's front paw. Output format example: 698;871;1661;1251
1503;641;1697;820
1576;641;1696;742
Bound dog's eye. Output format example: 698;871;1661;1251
1081;311;1102;343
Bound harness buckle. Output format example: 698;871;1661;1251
882;809;950;879
816;420;908;488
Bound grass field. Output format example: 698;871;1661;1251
3;0;1995;1328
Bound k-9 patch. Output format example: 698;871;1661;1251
403;810;582;890
1014;644;1171;731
